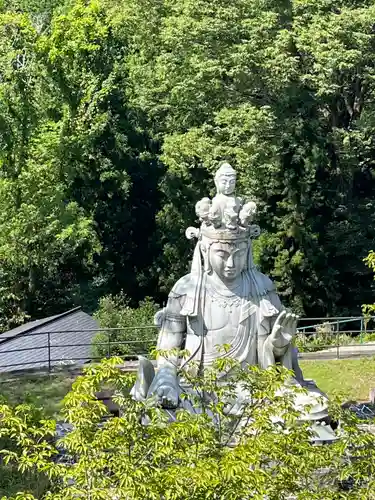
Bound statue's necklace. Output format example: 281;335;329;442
205;280;242;311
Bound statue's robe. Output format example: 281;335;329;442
132;269;336;442
157;268;299;375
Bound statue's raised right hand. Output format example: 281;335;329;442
269;310;299;356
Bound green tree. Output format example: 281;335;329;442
0;0;162;327
0;10;101;326
2;0;375;325
123;0;375;316
38;0;163;306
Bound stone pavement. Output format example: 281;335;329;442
299;343;375;361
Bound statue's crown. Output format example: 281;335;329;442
186;163;260;242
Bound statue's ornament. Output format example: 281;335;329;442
191;164;261;243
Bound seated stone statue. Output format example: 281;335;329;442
131;162;336;442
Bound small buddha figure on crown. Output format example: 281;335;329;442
223;197;241;230
195;197;211;224
214;162;237;196
208;163;242;228
239;201;257;227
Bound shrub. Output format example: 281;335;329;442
92;293;159;359
363;251;375;317
362;332;375;343
0;357;375;498
295;331;355;353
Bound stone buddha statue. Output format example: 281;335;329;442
131;163;336;441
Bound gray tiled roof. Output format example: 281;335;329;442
0;308;99;372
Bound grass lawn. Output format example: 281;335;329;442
300;357;375;402
0;373;74;497
0;372;76;418
0;358;374;420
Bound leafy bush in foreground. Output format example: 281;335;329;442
0;357;375;499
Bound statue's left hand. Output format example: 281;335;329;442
269;310;298;356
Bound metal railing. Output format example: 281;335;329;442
296;315;375;360
297;316;369;335
0;326;158;373
0;316;375;373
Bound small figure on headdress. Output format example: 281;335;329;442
212;162;242;229
239;201;257;227
214;162;237;196
195;197;211;224
223;197;241;230
208;203;222;228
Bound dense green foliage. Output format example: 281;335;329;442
0;0;162;329
92;294;158;358
127;0;375;315
1;0;375;328
363;250;375;317
1;357;375;499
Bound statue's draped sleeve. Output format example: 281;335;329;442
156;275;189;371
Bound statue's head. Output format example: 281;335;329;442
214;162;236;195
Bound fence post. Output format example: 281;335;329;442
336;319;340;360
107;334;111;358
360;316;364;344
47;332;51;373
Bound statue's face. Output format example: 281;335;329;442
209;241;248;281
215;174;236;195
